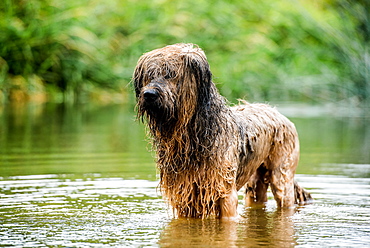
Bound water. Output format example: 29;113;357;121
1;103;369;247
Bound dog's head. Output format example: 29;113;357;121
133;43;213;131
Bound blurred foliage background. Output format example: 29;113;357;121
0;0;369;105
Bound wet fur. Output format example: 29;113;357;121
134;43;312;219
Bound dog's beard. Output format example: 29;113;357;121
138;89;177;136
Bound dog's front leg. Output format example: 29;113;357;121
219;188;239;219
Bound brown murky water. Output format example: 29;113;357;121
1;103;369;247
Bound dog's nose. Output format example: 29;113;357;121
143;89;158;102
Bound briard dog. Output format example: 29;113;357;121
134;43;312;219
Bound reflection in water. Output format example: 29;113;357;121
0;103;156;178
159;218;239;247
159;208;297;247
240;208;296;247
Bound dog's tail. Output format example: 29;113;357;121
294;181;313;205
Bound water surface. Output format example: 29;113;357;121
1;103;369;247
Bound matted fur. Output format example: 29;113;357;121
134;43;312;219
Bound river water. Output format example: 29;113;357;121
0;103;369;247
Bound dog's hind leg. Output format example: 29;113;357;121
269;158;296;208
245;164;269;207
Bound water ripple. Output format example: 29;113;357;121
1;174;369;247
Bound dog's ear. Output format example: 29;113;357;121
184;54;213;108
187;55;212;86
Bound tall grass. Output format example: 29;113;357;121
0;0;122;102
0;0;368;105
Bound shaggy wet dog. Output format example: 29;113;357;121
134;43;312;219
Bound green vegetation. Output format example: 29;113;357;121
0;0;368;105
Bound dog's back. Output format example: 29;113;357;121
231;102;311;207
